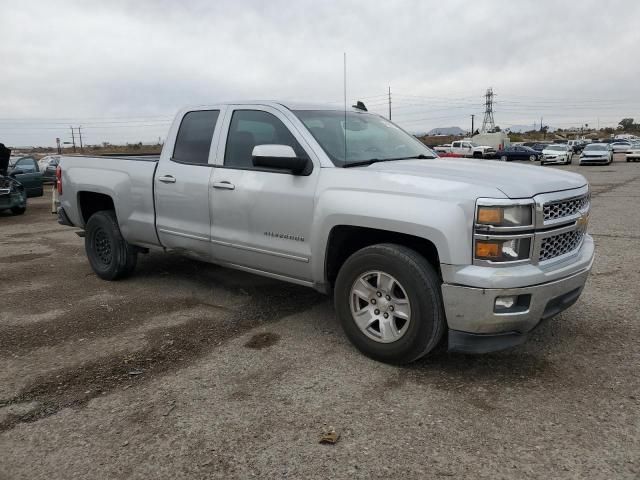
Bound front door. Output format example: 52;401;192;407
209;106;319;282
154;108;223;259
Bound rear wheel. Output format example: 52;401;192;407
11;206;26;215
85;210;137;280
334;244;445;364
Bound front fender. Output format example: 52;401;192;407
310;188;475;283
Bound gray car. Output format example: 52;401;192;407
580;143;613;165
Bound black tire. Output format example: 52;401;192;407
334;244;445;364
529;155;536;162
85;210;137;280
11;206;26;215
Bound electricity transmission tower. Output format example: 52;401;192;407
481;87;496;133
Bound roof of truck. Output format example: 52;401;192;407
187;100;366;112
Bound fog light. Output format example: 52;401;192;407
495;295;517;310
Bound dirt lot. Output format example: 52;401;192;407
1;155;639;479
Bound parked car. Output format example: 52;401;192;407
580;143;613;165
448;140;496;158
38;155;61;183
495;145;541;162
610;141;631;153
7;156;44;197
541;144;573;165
0;150;28;215
0;175;28;215
56;101;594;363
625;143;640;162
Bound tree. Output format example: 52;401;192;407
619;118;635;130
493;125;501;132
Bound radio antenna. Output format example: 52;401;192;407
343;52;347;162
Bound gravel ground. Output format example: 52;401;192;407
1;154;639;479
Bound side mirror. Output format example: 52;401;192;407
252;144;311;175
9;169;24;177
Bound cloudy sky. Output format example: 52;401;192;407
1;0;639;147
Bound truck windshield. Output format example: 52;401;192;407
294;110;436;167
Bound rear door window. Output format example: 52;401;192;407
172;110;220;165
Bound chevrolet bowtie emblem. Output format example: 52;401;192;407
576;212;589;230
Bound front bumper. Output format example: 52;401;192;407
542;156;568;164
580;157;609;164
441;238;594;353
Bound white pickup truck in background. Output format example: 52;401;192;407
437;140;496;158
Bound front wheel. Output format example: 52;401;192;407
334;244;445;364
500;155;508;162
85;210;137;280
529;155;536;162
11;206;26;215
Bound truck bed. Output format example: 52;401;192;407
59;154;160;248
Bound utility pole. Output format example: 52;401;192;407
471;114;475;136
78;126;84;152
70;126;76;153
388;86;392;121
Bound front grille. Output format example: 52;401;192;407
539;229;584;262
543;194;589;222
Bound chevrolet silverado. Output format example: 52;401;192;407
56;101;594;363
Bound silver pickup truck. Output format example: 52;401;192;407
56;101;594;363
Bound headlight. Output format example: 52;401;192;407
476;205;533;227
475;237;532;262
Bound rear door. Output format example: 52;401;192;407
154;107;225;259
209;105;319;282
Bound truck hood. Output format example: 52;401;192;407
365;158;587;198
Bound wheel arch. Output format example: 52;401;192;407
77;191;115;225
323;225;442;288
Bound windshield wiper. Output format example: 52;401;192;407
342;154;433;168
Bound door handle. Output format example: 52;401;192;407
212;181;235;190
157;175;176;184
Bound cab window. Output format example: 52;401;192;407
172;110;220;165
224;110;307;170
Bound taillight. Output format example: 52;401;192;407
56;165;62;194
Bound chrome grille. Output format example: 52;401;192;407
539;230;584;262
543;194;589;222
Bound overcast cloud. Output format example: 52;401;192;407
1;0;639;146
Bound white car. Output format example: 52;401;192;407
38;155;61;172
610;142;631;153
580;144;613;165
541;144;573;165
626;143;640;162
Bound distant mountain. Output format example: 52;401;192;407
506;124;557;133
426;126;465;136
